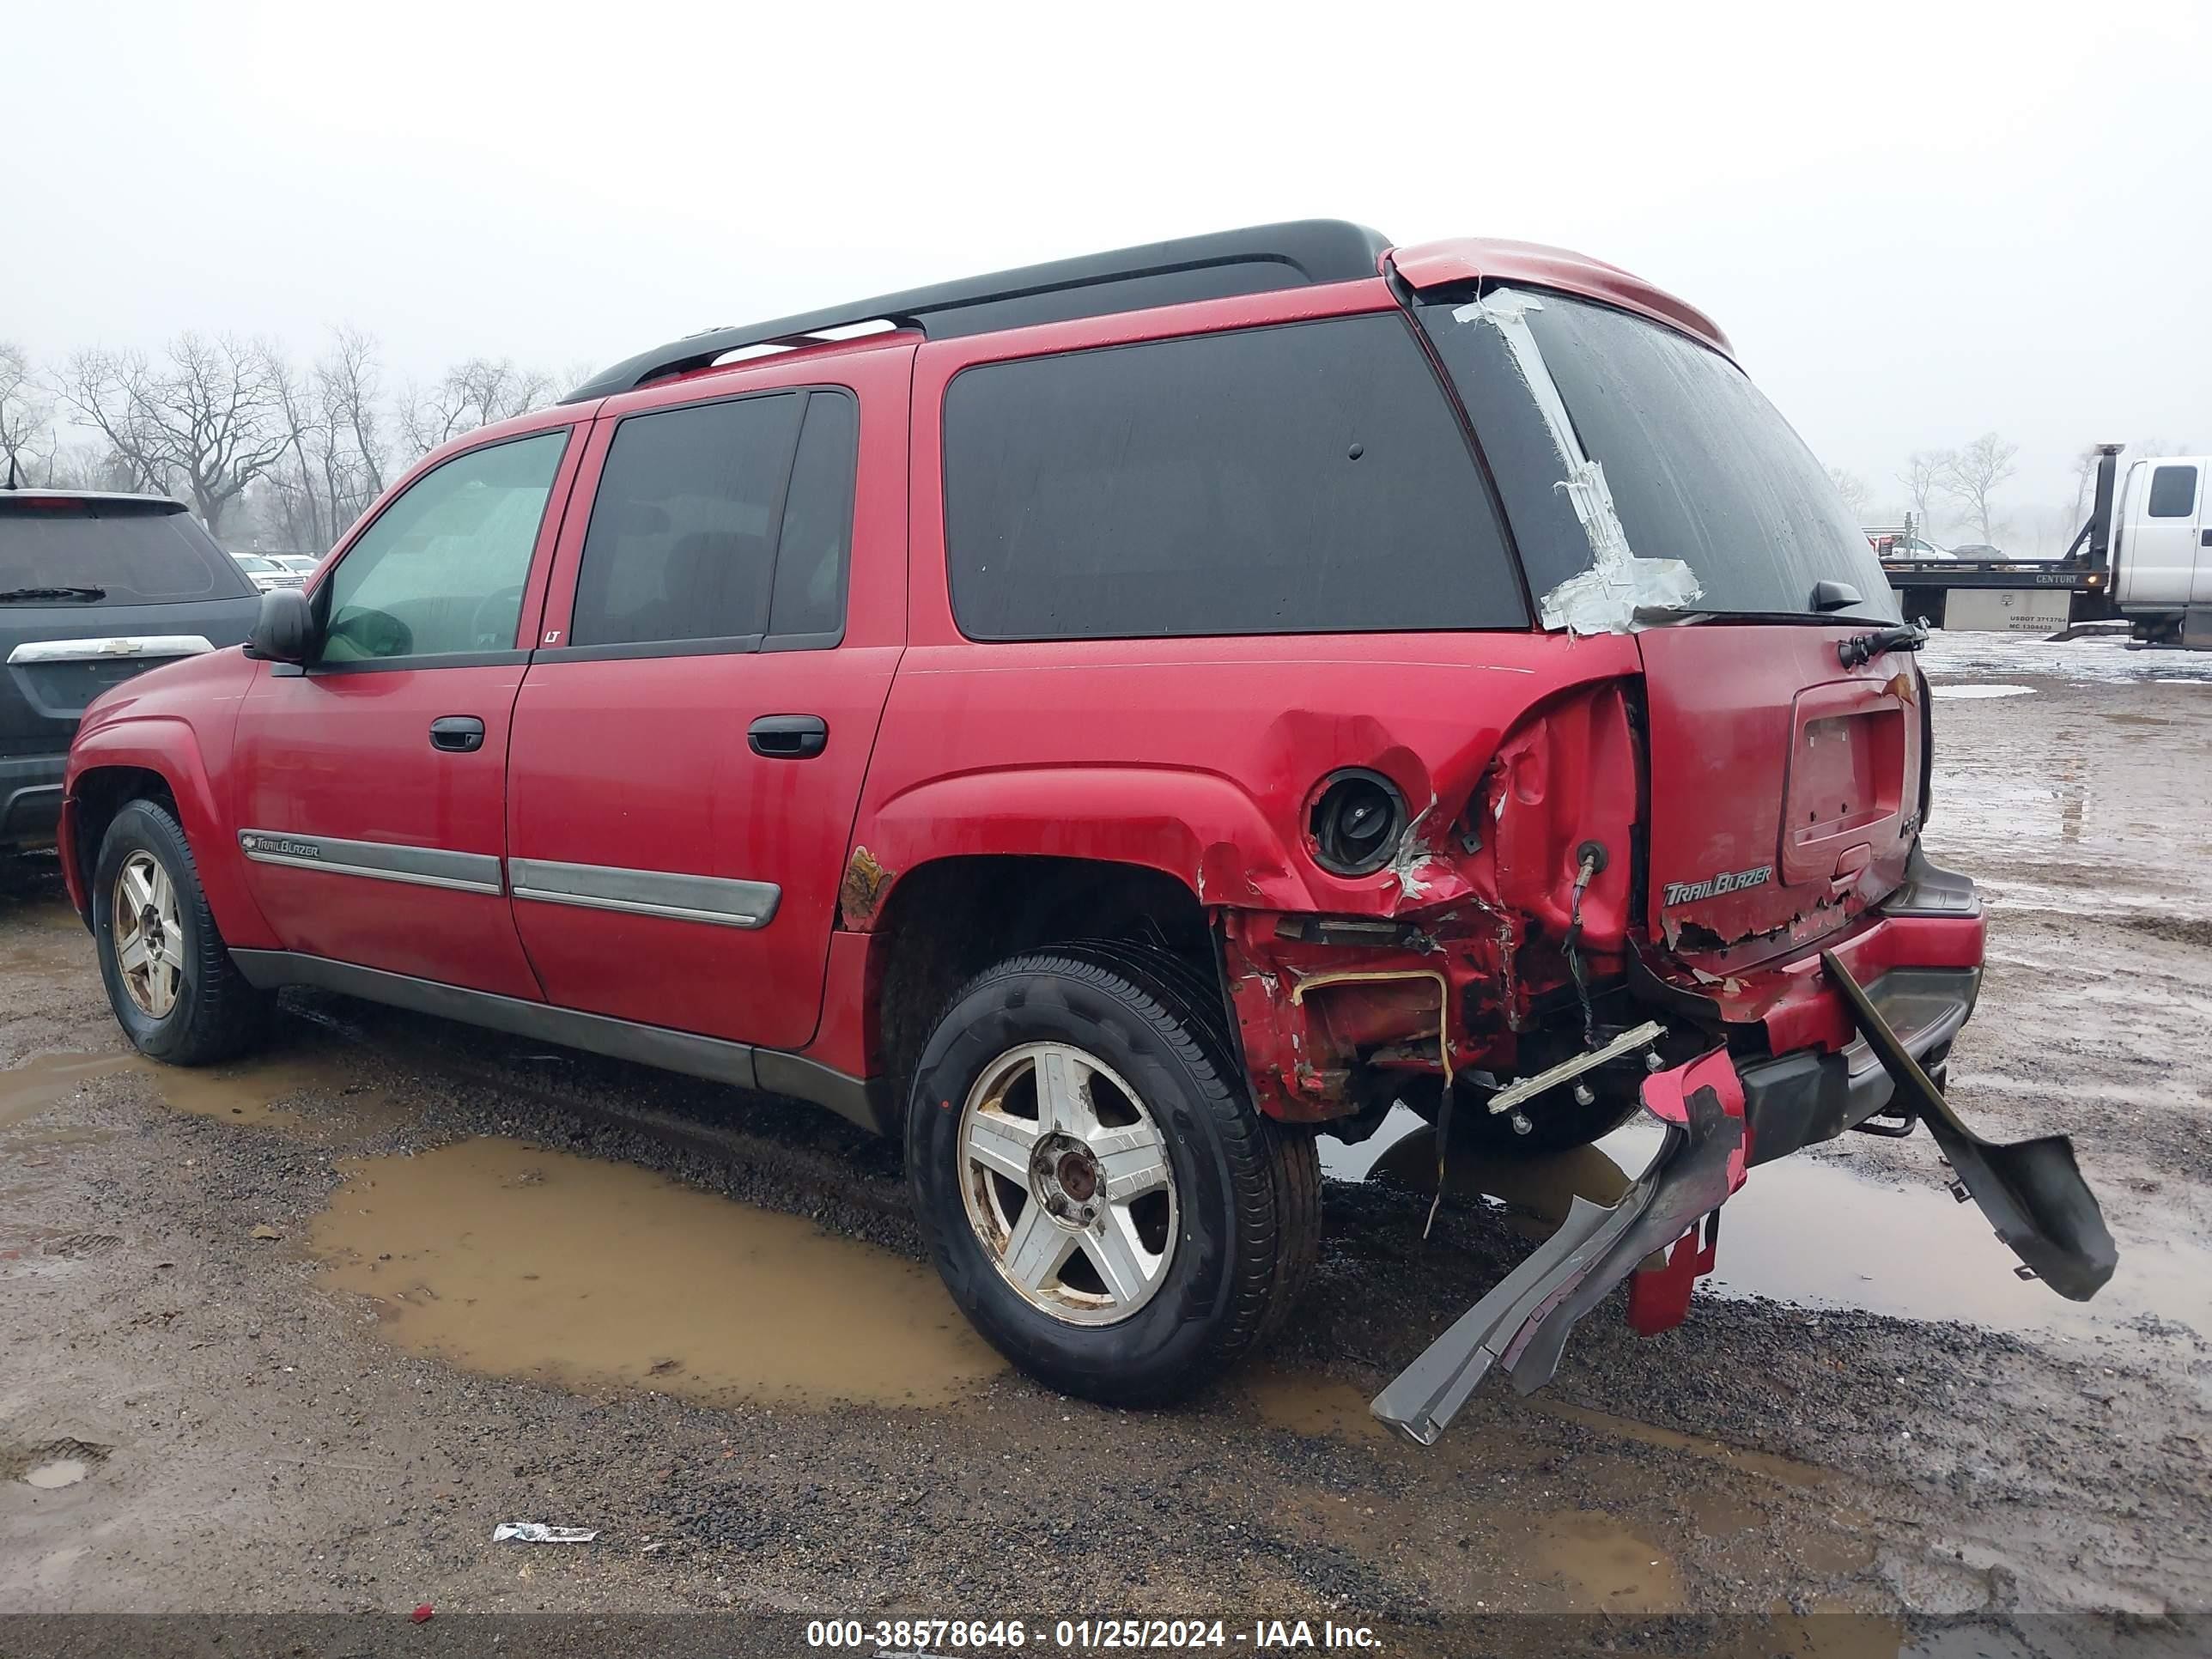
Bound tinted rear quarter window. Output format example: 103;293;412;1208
767;392;859;643
0;504;256;605
942;314;1526;640
2147;464;2198;519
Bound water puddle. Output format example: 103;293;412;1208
0;1053;140;1130
1326;1112;2211;1341
1532;1400;1833;1490
1244;1371;1396;1445
310;1137;1005;1407
0;1047;399;1133
1930;684;2035;700
1525;1510;1683;1611
21;1459;89;1490
151;1055;336;1129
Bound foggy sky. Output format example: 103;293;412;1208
13;0;2206;532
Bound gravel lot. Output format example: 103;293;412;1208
3;632;2208;1656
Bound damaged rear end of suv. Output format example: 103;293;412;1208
1190;240;2117;1443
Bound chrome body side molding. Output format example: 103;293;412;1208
235;830;505;896
507;856;781;929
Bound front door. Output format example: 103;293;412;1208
231;422;582;1000
505;351;908;1050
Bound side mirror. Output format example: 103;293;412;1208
247;586;317;664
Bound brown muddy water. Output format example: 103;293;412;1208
1322;1108;2212;1341
0;1046;397;1134
309;1137;1004;1407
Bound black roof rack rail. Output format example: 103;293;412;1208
562;219;1392;404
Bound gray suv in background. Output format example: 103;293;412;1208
1;490;260;848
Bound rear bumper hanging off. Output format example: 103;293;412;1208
1369;946;2118;1448
1370;1047;1749;1445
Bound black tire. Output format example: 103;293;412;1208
907;945;1319;1405
91;799;273;1066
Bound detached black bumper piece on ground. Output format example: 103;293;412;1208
1370;1048;1749;1446
1824;949;2117;1302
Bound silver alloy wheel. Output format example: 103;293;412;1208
957;1041;1179;1326
112;849;185;1018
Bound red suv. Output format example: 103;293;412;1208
60;222;2111;1442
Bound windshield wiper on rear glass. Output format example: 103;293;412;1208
1838;621;1929;667
0;586;107;603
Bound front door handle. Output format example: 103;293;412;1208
429;715;485;753
748;714;828;759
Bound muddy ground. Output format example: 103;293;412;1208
1;632;2208;1656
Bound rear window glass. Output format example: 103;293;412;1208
1420;291;1898;622
0;504;256;605
2148;464;2197;519
941;315;1526;640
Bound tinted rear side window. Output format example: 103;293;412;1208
766;392;859;643
2148;464;2198;519
570;393;805;647
942;315;1525;640
0;504;256;605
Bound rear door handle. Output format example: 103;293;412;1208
429;715;485;753
748;714;828;758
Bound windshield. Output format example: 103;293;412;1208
0;504;256;605
1418;289;1898;623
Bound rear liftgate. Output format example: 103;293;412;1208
1370;958;2118;1446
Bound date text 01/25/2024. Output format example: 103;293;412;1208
805;1620;1382;1651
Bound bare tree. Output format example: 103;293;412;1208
1902;450;1949;531
1;342;53;484
2069;445;2105;524
56;334;290;536
1938;432;2018;544
320;326;387;503
395;357;558;463
258;331;395;553
1898;450;1947;535
53;348;169;492
40;443;136;492
1826;466;1872;519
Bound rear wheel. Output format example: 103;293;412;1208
92;799;273;1065
907;945;1318;1404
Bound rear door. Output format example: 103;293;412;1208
230;421;582;999
503;343;909;1050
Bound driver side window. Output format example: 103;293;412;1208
320;430;569;662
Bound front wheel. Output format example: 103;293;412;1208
91;799;273;1065
907;946;1318;1405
